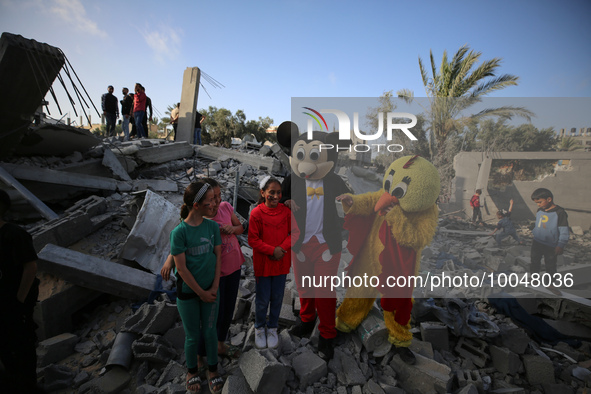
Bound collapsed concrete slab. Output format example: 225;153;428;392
1;162;132;192
119;190;178;274
0;165;58;220
37;244;156;300
0;32;65;157
196;145;281;174
133;141;194;164
390;353;452;394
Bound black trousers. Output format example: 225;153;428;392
0;302;39;393
530;240;558;275
472;207;483;223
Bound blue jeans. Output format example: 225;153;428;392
121;115;130;141
134;111;146;138
105;112;117;136
255;274;286;329
194;128;202;145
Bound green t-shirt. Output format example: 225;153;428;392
170;218;221;293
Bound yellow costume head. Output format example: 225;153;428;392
375;155;440;215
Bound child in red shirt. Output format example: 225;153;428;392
248;176;299;349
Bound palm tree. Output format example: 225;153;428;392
397;45;533;153
556;136;584;151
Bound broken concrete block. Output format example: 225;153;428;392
131;334;177;364
240;349;290;393
522;355;555;385
490;345;522;375
494;326;529;355
335;349;366;386
390;352;452;394
409;338;434;359
135;141;194;164
38;244;156;300
156;360;185;387
103;147;132;181
362;379;385;394
455;369;483;393
279;304;297;326
43;364;76;392
456;384;478;394
121;299;178;335
571;226;584;236
420;322;449;351
197;145;281;174
455;337;489;368
83;365;131;394
292;352;327;390
75;340;97;355
163;325;185;351
542;383;575;394
1;162;132;192
221;371;253;394
37;333;79;367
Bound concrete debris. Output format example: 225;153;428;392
3;134;590;393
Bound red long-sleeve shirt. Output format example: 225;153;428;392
248;203;299;277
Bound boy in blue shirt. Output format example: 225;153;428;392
530;188;569;275
490;199;522;246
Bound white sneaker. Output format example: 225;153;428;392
267;328;279;349
255;327;267;349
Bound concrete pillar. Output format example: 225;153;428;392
475;157;492;192
177;67;201;143
559;128;565;138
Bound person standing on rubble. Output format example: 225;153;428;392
248;176;300;350
170;102;180;141
120;87;133;141
170;181;224;393
470;189;484;225
161;178;245;365
142;85;153;139
0;190;43;393
132;83;147;139
194;110;206;145
101;85;119;137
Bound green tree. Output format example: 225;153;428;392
555;136;584;151
200;107;274;147
397;45;533;152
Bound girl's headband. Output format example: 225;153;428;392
193;183;211;204
259;175;271;190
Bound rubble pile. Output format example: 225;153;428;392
2;139;591;393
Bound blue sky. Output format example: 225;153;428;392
1;0;590;129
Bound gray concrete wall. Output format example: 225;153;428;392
442;152;591;230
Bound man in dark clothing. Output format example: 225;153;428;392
0;190;41;393
101;85;119;137
142;86;153;139
194;111;205;145
120;87;133;141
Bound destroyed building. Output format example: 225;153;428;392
1;33;591;394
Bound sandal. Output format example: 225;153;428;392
186;374;202;393
207;371;224;394
219;344;241;359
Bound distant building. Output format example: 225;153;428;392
559;127;591;150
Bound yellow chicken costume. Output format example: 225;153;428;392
336;155;440;359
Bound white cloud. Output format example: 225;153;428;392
139;24;182;63
49;0;107;38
